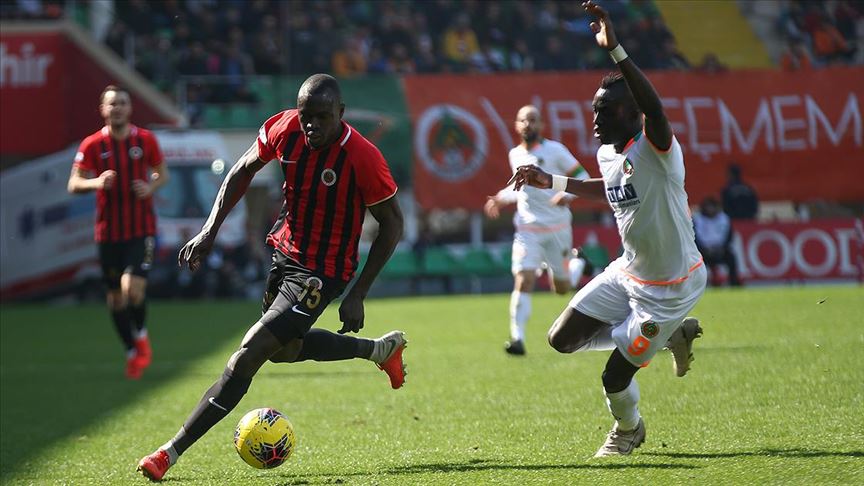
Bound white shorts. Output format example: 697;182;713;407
569;256;707;367
512;226;573;280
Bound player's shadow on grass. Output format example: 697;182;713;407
644;448;864;459
272;458;697;484
382;458;698;474
0;302;256;481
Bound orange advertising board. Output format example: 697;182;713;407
403;68;863;210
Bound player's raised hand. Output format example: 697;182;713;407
507;164;553;191
583;1;619;50
99;170;117;190
337;291;365;334
178;230;215;271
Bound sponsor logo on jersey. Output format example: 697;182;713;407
606;183;638;203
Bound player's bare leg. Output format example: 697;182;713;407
665;317;703;377
547;307;611;354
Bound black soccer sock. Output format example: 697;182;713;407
110;308;136;351
172;368;252;456
294;328;374;362
129;300;147;334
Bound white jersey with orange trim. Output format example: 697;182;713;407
500;139;588;229
597;132;702;284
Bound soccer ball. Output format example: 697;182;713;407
233;408;296;469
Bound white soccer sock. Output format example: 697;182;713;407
160;439;179;465
135;328;148;340
605;379;641;431
569;257;587;287
577;326;615;352
509;291;531;342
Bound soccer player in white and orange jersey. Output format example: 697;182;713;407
509;1;706;457
484;105;591;356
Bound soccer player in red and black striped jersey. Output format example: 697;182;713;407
138;74;406;481
68;85;168;380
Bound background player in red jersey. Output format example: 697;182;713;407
138;74;407;481
67;85;169;380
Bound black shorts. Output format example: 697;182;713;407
260;250;346;345
98;237;155;289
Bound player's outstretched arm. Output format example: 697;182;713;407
338;196;404;334
583;0;672;151
178;142;266;271
509;165;606;200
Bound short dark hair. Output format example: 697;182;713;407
599;72;640;117
100;84;129;103
599;72;626;90
298;74;342;104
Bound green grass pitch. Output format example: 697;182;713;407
1;287;862;484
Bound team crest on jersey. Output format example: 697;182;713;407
129;146;143;159
321;169;337;186
623;159;634;175
641;321;659;339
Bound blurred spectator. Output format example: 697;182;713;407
15;0;835;111
414;36;442;73
388;43;417;74
780;38;814;70
697;53;729;74
721;164;760;220
332;35;369;78
811;18;855;63
693;197;741;287
250;15;286;75
535;36;581;71
442;13;480;72
658;39;691;70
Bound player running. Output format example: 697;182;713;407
137;74;407;481
67;85;169;380
484;105;591;356
508;1;706;457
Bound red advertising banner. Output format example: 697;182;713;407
404;68;864;210
573;219;863;283
1;29;179;157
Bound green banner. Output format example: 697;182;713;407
202;76;412;184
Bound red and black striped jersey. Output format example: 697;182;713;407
74;125;164;243
257;110;398;283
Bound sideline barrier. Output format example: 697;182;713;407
573;219;862;283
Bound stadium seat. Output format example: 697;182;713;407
380;250;420;279
580;244;610;272
461;248;504;277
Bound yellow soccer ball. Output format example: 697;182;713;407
233;408;296;469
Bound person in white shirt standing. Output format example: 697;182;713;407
693;196;741;286
485;104;591;356
509;1;707;457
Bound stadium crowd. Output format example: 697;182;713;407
776;0;862;70
5;1;861;101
